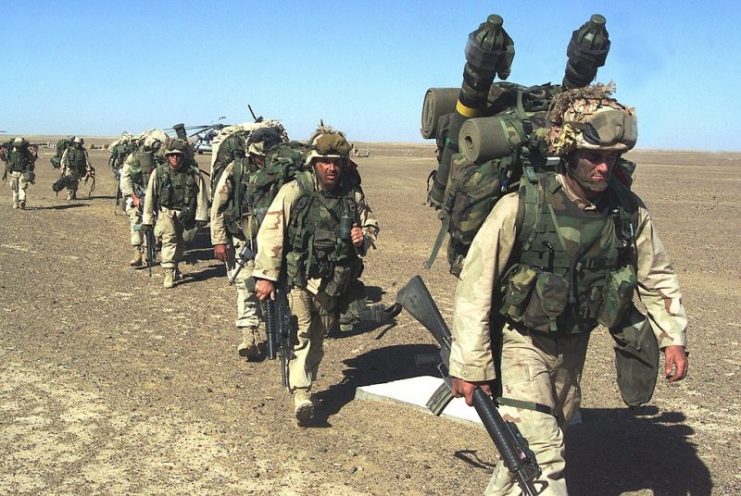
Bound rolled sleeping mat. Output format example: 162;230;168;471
420;88;460;139
459;112;526;163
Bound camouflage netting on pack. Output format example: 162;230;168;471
546;82;637;155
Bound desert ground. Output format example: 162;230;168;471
0;140;739;495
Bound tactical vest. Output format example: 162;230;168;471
67;147;87;175
498;172;638;334
156;164;199;227
8;149;31;172
285;171;363;296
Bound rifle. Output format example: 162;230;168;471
395;275;542;496
228;243;254;285
133;183;157;277
113;168;122;214
263;287;294;388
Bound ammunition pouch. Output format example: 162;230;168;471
336;279;367;331
598;265;637;329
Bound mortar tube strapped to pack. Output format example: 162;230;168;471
427;14;514;208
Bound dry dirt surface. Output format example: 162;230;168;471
1;141;739;495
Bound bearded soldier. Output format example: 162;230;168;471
59;137;93;200
253;128;379;425
211;126;286;360
449;86;688;495
141;140;209;288
3;137;36;209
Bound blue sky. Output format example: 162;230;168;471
3;0;740;151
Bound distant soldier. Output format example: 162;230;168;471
141;140;209;288
211;126;286;360
2;137;37;209
59;137;93;200
120;140;161;267
253;128;379;425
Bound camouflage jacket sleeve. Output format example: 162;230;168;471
354;188;379;255
142;168;159;225
84;149;92;170
252;181;302;283
448;193;519;382
634;202;688;350
120;155;136;196
210;162;235;245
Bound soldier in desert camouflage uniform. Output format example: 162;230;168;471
59;137;93;200
141;140;209;288
3;137;36;209
253;128;379;425
211;126;286;360
449;86;689;495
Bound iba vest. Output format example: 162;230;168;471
128;150;157;191
156;164;199;228
285;171;363;297
66;147;88;175
498;172;638;334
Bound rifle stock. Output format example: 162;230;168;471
395;275;542;496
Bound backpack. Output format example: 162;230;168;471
426;82;636;276
224;140;308;240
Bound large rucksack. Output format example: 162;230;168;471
223;140;308;240
50;138;73;169
426;82;636;276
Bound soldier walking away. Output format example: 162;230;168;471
2;137;37;209
59;137;93;200
448;86;688;495
141;140;209;288
253;127;379;425
211;126;286;360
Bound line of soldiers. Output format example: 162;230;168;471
116;122;381;425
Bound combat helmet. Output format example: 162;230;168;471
164;138;187;156
73;136;84;145
304;126;352;165
546;83;637;156
13;137;24;146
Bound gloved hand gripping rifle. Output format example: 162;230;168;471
263;287;294;388
395;275;542;496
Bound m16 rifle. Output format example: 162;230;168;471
263;286;294;388
395;275;541;496
133;183;157;277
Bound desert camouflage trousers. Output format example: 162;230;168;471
287;286;336;392
225;238;260;329
485;324;590;496
125;199;143;246
8;171;29;203
154;212;184;270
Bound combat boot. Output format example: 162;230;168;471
237;326;260;360
12;202;18;209
19;201;25;210
67;191;77;200
163;269;175;289
129;246;143;267
293;389;314;426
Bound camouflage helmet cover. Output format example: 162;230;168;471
247;126;284;157
164;138;187;156
73;136;84;145
304;126;352;165
546;83;637;156
13;137;24;146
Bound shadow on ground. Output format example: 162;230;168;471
313;343;439;425
565;406;712;496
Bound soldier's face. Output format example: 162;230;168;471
314;158;343;190
572;150;618;192
167;153;184;169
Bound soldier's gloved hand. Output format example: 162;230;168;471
140;224;153;234
213;243;228;262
